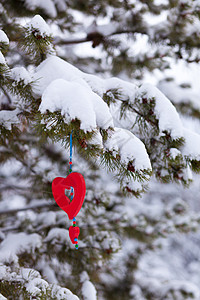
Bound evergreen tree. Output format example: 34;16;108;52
0;1;200;299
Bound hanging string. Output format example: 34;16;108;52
69;131;73;201
69;131;78;249
69;131;73;173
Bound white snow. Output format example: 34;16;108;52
169;148;181;159
81;272;97;300
158;79;200;110
45;227;70;244
88;129;103;147
0;263;79;300
33;55;186;143
33;56;83;96
26;15;51;37
11;67;32;85
136;83;183;139
0;232;42;263
26;278;49;296
0;29;9;44
40;263;58;284
36;211;56;227
0;51;6;64
105;77;138;101
105;127;152;171
20;268;41;281
125;177;146;193
35;56;114;132
0;109;20;130
82;281;97;300
182;128;200;160
39;78;113;132
182;165;193;182
24;0;57;18
85;20;118;37
51;285;80;300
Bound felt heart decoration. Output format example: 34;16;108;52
52;172;86;220
69;226;80;244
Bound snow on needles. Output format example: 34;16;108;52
34;54;184;141
136;83;183;140
40;78;113;132
26;14;51;37
0;232;42;263
35;54;152;172
81;272;97;300
105;128;152;171
182;128;200;160
0;29;9;44
0;51;6;64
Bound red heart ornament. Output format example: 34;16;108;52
69;226;80;244
52;172;86;220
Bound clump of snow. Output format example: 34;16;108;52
45;227;70;244
24;1;57;18
26;15;51;37
0;29;9;44
51;285;80;300
36;211;56;227
0;265;8;280
125;177;145;193
39;78;113;132
182;128;200;160
136;83;183;139
33;56;83;96
11;67;32;85
169;148;181;159
82;281;97;300
162;280;200;299
26;278;49;296
0;51;6;64
158;79;200;110
105;127;152;171
0;264;79;300
85;20;119;37
40;79;95;132
0;294;7;300
105;77;138;101
81;272;97;300
88;130;103;148
39;261;58;284
0;109;20;130
33;54;200;173
182;165;193;182
0;232;42;263
20;268;41;281
34;55;185;143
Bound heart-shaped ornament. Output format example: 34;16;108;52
69;226;80;244
52;172;86;220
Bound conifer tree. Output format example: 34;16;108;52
0;1;200;299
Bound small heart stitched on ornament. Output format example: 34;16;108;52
52;172;86;219
69;226;80;244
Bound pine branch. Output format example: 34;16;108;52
0;202;56;216
54;29;147;48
